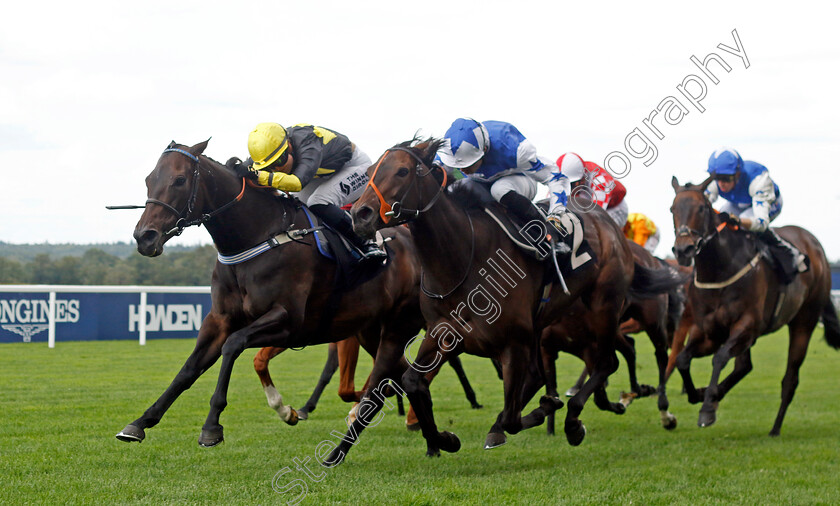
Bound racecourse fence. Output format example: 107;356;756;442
1;285;838;348
0;285;211;348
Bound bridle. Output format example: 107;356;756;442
146;148;246;236
674;192;728;257
365;146;478;299
365;147;448;224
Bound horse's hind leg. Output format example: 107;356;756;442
566;367;588;397
337;336;362;402
770;315;816;436
448;355;483;409
647;323;676;430
298;343;340;420
253;347;298;424
117;313;228;443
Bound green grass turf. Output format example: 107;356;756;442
2;329;840;505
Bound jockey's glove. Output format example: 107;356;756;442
257;171;302;192
225;157;258;182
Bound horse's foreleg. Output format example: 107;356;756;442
675;324;710;404
298;342;340;419
323;338;410;466
116;313;228;443
565;346;619;446
400;335;461;458
199;307;290;447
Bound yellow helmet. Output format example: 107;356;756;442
248;122;289;170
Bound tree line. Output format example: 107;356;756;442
0;246;217;286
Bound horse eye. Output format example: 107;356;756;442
396;167;410;177
173;175;187;186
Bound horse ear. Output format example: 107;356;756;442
189;138;211;157
167;140;176;149
699;175;713;192
671;176;681;193
417;137;442;167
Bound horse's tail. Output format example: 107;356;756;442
629;261;689;300
821;297;840;350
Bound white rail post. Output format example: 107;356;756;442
139;291;147;346
48;291;56;349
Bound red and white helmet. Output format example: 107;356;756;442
556;152;585;182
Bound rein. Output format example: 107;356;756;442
366;147;448;224
146;148;247;236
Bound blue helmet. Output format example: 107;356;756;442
707;147;743;175
437;118;489;169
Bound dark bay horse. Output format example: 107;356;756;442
670;176;840;434
116;140;424;449
547;240;683;432
343;138;675;458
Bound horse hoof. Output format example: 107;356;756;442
284;408;299;426
406;422;421;432
697;410;716;428
198;428;224;447
565;422;587;446
323;447;347;467
637;384;657;397
484;432;507;449
539;395;565;414
426;448;441;458
296;409;309;421
115;424;145;443
768;429;780;437
619;392;637;408
471;403;483;410
565;387;580;397
613;403;626;415
662;413;678;431
439;431;461;453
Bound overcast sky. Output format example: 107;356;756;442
2;1;838;260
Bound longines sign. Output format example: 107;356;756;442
0;290;211;343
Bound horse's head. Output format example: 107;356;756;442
351;137;445;239
133;140;210;256
670;175;716;266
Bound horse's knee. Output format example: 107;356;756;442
338;390;358;403
221;334;247;357
401;370;424;395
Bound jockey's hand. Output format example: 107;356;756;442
226;157;258;181
719;212;738;225
546;211;567;230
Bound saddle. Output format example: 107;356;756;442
447;179;595;283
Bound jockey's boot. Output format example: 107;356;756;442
309;203;387;262
758;228;809;284
499;191;569;254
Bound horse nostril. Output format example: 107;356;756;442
354;206;374;223
135;229;160;246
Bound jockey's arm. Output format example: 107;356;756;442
740;171;775;232
528;156;571;215
704;180;720;203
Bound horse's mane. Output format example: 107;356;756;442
391;136;492;210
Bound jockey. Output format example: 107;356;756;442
229;122;386;262
556;153;628;227
436;118;570;240
705;147;808;280
624;212;660;254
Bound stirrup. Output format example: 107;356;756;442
359;241;387;260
